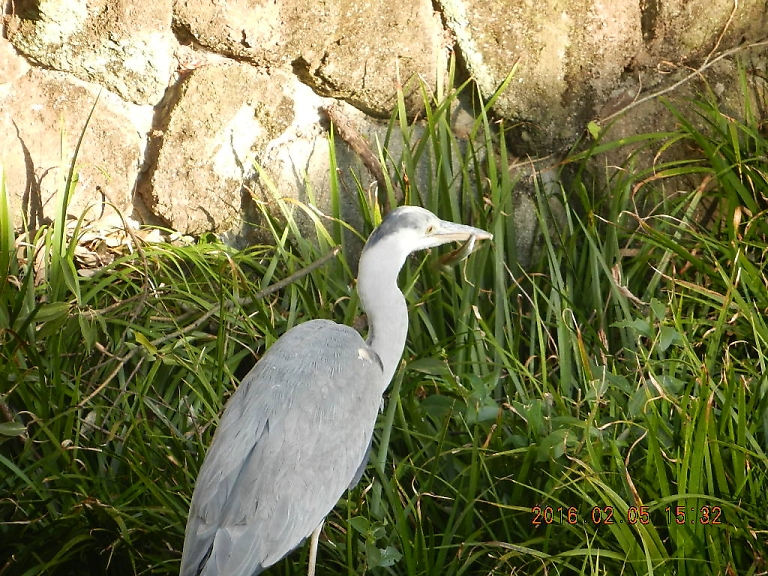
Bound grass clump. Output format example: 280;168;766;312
1;71;767;576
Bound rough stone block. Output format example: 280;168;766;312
8;0;177;105
141;62;295;236
0;44;145;231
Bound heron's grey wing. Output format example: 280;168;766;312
349;437;374;489
180;319;384;576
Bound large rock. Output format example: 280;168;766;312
173;0;445;116
441;0;643;154
244;84;371;246
592;53;768;211
638;0;768;63
440;0;766;154
7;0;177;105
138;62;295;236
0;39;147;231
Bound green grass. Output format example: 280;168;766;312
1;71;767;575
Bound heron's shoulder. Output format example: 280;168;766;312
278;319;363;346
266;319;381;370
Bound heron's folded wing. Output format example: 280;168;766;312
181;319;383;576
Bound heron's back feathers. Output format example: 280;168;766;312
180;320;384;576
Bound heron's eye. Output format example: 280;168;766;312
426;225;435;234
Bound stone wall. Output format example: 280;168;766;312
1;0;766;244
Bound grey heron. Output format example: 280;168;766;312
180;206;492;576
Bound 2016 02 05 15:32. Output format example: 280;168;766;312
531;505;723;526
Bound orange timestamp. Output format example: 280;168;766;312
531;505;723;526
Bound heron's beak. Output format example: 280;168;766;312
432;221;493;266
432;221;493;244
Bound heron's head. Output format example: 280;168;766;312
363;206;492;256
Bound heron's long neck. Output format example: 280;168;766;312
357;247;409;390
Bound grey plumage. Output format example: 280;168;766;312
180;206;492;576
